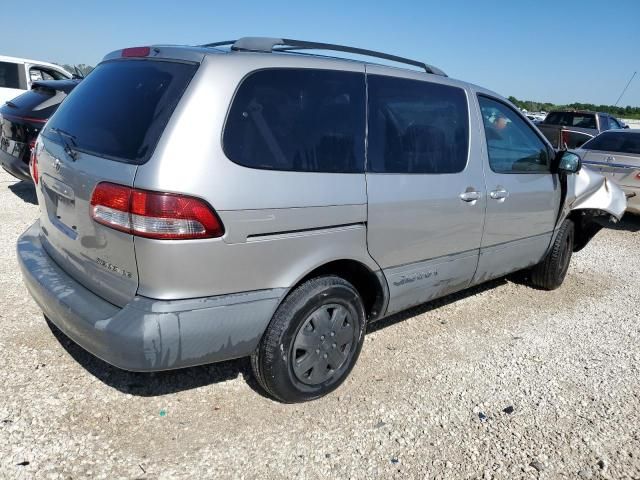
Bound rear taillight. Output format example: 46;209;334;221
29;145;39;185
90;182;224;240
561;130;570;148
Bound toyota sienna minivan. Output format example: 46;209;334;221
17;38;626;402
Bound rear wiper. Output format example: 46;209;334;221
49;127;79;161
4;101;17;108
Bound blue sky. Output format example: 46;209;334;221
3;0;639;106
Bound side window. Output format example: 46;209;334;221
478;96;550;174
609;117;622;129
0;61;20;88
367;75;469;174
29;68;43;82
223;69;365;173
599;114;610;131
43;68;68;80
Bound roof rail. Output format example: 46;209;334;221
200;37;447;76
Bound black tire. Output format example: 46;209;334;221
529;219;575;290
251;276;366;403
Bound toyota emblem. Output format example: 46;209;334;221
54;158;61;172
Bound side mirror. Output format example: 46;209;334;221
557;151;582;173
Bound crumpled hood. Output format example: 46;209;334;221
566;167;626;221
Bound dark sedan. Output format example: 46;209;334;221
0;79;79;181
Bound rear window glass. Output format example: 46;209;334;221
223;69;366;173
0;61;20;89
44;59;198;164
543;112;597;129
1;87;67;120
582;131;640;155
367;75;469;174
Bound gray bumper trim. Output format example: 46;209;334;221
17;222;284;372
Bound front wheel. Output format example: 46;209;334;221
251;276;366;403
529;219;575;290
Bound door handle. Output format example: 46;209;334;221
489;188;509;200
459;190;481;203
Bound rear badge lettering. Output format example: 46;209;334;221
96;258;133;278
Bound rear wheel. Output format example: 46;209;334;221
251;276;366;403
529;219;574;290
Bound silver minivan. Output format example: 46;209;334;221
17;38;626;402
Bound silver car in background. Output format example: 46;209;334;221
16;38;626;402
577;129;640;214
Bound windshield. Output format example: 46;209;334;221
582;131;640;155
43;59;198;164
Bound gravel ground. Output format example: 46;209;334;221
1;168;639;479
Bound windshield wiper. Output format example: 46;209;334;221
49;127;79;161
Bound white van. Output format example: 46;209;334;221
0;55;71;104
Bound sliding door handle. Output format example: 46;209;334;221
459;190;481;203
489;188;509;200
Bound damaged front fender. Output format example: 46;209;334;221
561;166;627;251
568;167;627;220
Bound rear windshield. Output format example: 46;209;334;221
0;86;67;120
543;112;597;129
0;61;20;89
582;131;640;155
44;59;198;164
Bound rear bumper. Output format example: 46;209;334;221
17;221;284;371
0;148;31;182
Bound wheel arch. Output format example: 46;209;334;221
566;208;613;252
281;259;389;322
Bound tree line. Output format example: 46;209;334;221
508;96;640;119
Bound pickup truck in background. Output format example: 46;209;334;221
537;110;628;149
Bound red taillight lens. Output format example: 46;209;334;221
89;183;132;234
122;46;151;57
561;130;570;148
29;146;39;185
90;182;224;240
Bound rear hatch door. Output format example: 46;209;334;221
34;57;198;306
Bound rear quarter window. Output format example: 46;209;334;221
367;75;469;174
0;61;20;89
44;59;198;164
223;68;366;173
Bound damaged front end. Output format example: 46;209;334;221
562;166;627;251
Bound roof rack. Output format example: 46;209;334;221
200;37;446;76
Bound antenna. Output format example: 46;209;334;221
614;71;636;106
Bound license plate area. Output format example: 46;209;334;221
0;136;25;159
41;174;78;239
